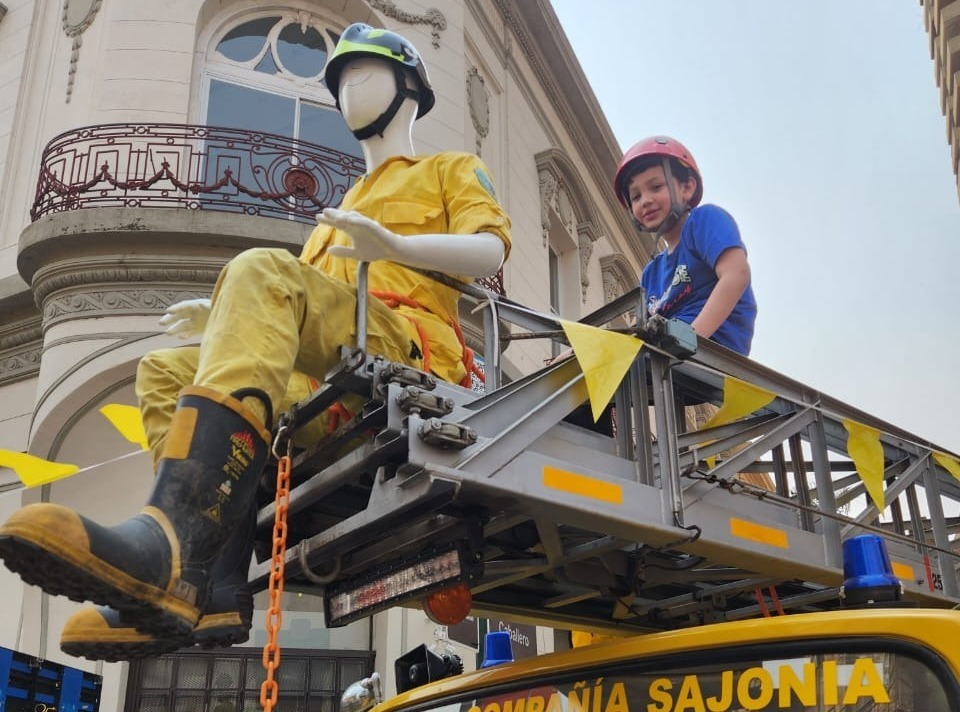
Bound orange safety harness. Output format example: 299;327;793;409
369;290;484;388
260;294;485;711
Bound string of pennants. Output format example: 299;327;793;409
1;321;959;513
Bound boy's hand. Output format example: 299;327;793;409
159;298;212;339
319;208;404;263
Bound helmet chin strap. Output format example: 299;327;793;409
652;157;690;238
350;64;421;140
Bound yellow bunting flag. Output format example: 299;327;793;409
702;377;776;430
933;452;960;483
100;404;149;451
0;450;79;488
843;419;885;511
699;377;775;469
560;320;644;422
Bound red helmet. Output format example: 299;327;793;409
614;136;703;209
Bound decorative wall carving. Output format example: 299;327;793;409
466;66;490;156
31;259;222;331
600;253;639;318
537;169;559;248
62;0;103;103
0;345;42;386
536;149;604;302
43;289;212;326
31;265;224;305
368;0;447;48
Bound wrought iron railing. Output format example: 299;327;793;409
31;123;366;223
30;122;505;294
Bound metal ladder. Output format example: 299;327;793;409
249;266;960;633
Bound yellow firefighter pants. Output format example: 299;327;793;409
136;346;333;464
142;248;425;441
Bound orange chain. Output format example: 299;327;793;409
260;445;291;712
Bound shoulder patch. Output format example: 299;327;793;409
474;168;497;199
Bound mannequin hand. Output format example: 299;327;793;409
159;298;212;339
320;208;405;263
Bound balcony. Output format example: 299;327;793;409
27;122;504;295
31;123;366;223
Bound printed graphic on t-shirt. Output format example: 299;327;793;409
649;264;692;315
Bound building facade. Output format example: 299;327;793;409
0;1;647;710
920;0;960;198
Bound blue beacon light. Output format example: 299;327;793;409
840;534;903;606
481;631;514;668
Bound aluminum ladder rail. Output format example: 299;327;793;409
250;275;960;633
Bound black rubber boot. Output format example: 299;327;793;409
0;386;270;639
59;503;258;661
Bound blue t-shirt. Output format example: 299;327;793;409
640;204;757;355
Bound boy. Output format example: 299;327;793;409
614;136;756;356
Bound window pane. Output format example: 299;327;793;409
212;695;241;712
218;17;278;62
138;695;171;712
338;661;366;690
310;660;335;691
307;695;336;712
277;23;328;78
212;659;243;690
277;658;308;689
300;103;362;159
208;78;295;137
245;660;266;690
254;50;280;76
173;694;206;712
278;694;305;712
140;659;174;689
175;658;209;689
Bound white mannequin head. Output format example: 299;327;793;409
338;56;417;172
338;57;417;139
323;23;435;171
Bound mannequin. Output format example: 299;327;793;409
0;23;511;660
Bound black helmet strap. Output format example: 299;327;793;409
653;157;690;238
350;63;421;140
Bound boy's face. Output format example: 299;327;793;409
626;164;696;231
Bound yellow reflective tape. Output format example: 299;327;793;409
891;562;914;582
543;466;623;505
730;517;789;549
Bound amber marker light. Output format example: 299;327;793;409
423;582;473;625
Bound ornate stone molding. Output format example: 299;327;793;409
536;149;603;302
466;66;490;156
0;318;43;351
30;258;223;331
32;264;224;305
600;253;639;313
576;222;601;301
43;288;212;326
537;169;558;248
0;344;42;386
62;0;103;103
368;0;447;49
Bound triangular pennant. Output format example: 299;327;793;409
99;404;149;451
0;449;79;488
843;419;885;511
702;377;776;430
933;452;960;482
560;320;644;422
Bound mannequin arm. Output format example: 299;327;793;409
159;298;212;339
319;208;505;277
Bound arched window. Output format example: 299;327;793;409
203;12;361;160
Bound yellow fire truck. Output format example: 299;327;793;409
252;272;960;712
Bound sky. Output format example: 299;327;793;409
551;0;960;453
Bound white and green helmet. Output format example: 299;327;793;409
325;23;435;137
